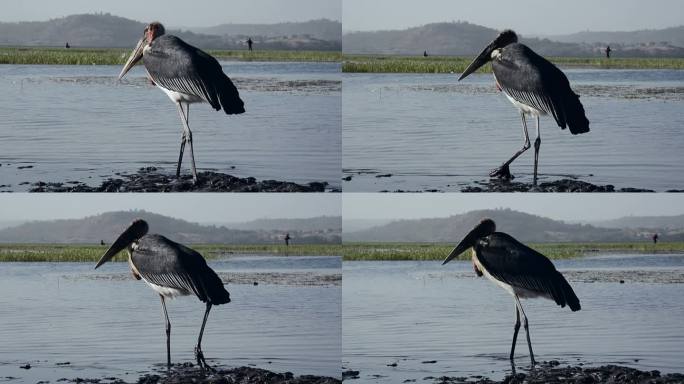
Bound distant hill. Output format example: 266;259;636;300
229;216;341;231
192;19;341;42
0;211;340;244
344;209;684;243
343;21;684;57
590;214;684;229
548;26;684;47
0;13;341;51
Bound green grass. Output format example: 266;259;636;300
0;243;344;262
2;242;683;262
343;54;684;73
340;242;684;261
0;46;340;65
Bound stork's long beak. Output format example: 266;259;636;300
118;38;145;80
442;228;479;265
95;219;149;269
458;42;495;81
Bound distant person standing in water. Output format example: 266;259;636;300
247;38;253;52
284;233;291;246
653;233;659;244
605;45;612;58
423;50;428;57
65;42;70;49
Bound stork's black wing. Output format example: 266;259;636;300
494;43;589;134
132;234;230;305
144;35;245;114
475;232;580;311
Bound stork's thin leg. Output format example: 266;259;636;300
490;112;531;180
195;303;214;371
509;302;521;361
159;295;171;369
175;103;187;178
533;116;541;185
514;295;536;365
176;103;198;184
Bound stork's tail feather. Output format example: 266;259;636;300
200;267;231;305
565;91;589;135
218;75;245;115
553;272;581;311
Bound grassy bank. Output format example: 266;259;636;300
2;242;683;262
0;46;340;65
343;54;684;73
0;243;343;262
341;242;684;261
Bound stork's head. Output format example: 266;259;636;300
442;219;496;265
95;219;149;269
118;22;166;80
458;30;519;81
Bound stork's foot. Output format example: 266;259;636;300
194;346;215;372
489;164;513;180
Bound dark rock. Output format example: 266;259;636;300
461;179;654;193
28;168;331;193
435;364;684;384
342;370;360;380
387;362;398;367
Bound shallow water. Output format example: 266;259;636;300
0;255;341;382
343;254;684;382
0;62;341;191
343;69;684;191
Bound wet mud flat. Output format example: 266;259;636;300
80;270;342;287
460;178;656;192
53;363;340;384
434;363;684;384
27;167;332;192
428;269;684;284
343;363;684;384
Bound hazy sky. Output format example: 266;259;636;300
343;0;684;35
343;194;684;222
2;0;341;26
0;194;340;223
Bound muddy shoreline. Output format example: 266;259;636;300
46;363;340;384
344;363;684;383
24;167;335;192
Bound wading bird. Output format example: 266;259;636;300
118;22;245;184
442;219;580;364
94;219;231;370
458;30;589;184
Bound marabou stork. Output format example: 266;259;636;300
94;219;231;370
442;219;580;364
118;22;245;184
458;30;589;184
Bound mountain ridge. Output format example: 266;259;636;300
344;209;684;243
0;211;341;244
0;13;341;50
343;21;684;57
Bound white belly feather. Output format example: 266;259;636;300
157;85;204;104
140;276;190;299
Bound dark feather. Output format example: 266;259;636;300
476;232;580;311
494;44;589;135
144;35;245;115
131;234;230;305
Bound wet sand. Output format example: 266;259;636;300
26;167;334;192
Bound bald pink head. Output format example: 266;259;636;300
144;22;166;43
